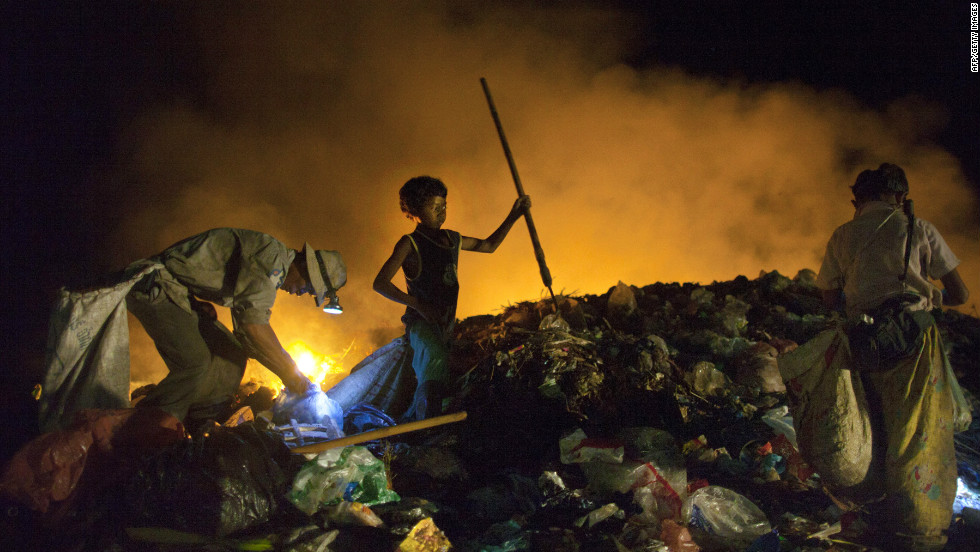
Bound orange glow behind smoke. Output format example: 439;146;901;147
120;4;979;391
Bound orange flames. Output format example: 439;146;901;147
242;340;353;397
120;3;979;393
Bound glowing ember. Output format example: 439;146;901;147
288;341;341;388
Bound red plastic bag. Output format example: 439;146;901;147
0;408;184;514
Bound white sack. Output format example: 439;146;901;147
39;263;161;432
778;326;872;489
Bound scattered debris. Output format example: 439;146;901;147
2;270;978;551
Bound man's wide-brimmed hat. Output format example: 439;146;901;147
302;243;347;307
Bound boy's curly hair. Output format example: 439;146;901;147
399;176;448;219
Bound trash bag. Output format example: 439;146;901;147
39;262;162;432
682;485;771;547
558;428;624;464
574;502;624;529
716;295;750;337
777;327;872;488
0;416;112;514
735;342;786;394
288;445;399;514
0;407;184;515
759;406;797;448
621;427;684;470
942;340;973;433
580;457;686;527
579;461;645;495
631;462;686;525
700;332;755;361
690;287;714;309
539;313;571;331
629;429;688;523
272;381;344;439
576;429;687;527
606;281;638;326
122;423;292;537
685;361;731;398
326;335;415;419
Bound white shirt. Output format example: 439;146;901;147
816;201;960;318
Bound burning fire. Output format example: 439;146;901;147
243;340;352;397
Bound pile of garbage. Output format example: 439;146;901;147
2;269;979;551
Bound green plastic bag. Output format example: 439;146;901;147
288;446;400;515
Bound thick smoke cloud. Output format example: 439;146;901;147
111;3;978;384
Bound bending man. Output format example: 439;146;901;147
126;227;346;427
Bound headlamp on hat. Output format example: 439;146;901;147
322;294;343;314
302;244;347;316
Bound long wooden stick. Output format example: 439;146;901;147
481;78;559;312
290;411;468;454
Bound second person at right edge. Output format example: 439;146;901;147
373;176;531;421
815;162;970;552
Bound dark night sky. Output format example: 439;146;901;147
626;1;978;180
2;1;978;424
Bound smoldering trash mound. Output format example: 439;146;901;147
4;269;980;552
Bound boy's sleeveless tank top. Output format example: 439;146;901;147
403;229;461;332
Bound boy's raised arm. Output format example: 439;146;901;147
462;195;531;253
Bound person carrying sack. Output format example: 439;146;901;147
41;228;347;433
816;163;970;551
